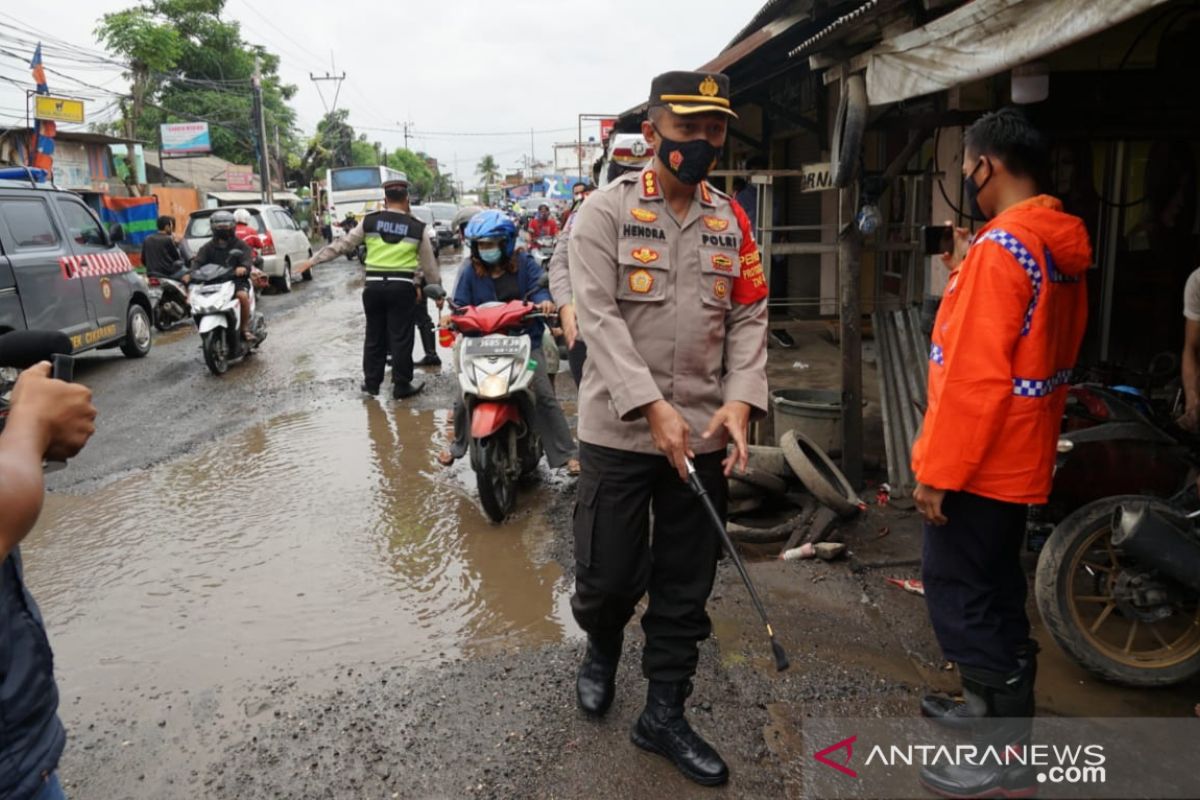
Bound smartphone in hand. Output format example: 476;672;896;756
922;224;954;256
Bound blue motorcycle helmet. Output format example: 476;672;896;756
465;210;518;262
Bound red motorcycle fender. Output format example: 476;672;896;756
471;401;521;439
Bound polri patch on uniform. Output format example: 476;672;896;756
629;269;655;294
713;278;729;300
630;208;658;223
631;247;660;265
711;253;734;273
703;216;729;232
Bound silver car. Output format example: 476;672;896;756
183;205;313;293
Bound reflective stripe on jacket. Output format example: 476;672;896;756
911;195;1091;504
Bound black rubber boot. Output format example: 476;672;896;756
921;641;1039;732
360;381;379;396
919;657;1037;799
631;680;728;787
417;354;442;367
575;637;620;717
393;379;425;399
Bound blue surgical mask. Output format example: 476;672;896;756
479;248;503;265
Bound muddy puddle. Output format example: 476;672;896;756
22;399;576;703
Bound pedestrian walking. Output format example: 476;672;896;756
297;174;441;399
567;70;768;787
911;108;1090;797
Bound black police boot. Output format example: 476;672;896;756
575;636;620;717
393;379;425;399
360;382;380;396
417;354;442;367
631;680;729;787
921;640;1039;732
919;657;1037;799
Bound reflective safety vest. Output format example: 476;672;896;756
362;210;425;272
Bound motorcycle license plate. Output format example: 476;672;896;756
464;337;524;357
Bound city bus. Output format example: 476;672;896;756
325;165;408;225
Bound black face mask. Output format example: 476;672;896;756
963;157;993;220
653;124;721;186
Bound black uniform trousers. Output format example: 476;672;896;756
414;294;436;357
362;278;417;390
571;442;726;683
922;491;1030;674
567;339;587;388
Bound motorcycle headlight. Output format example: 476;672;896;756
478;372;509;399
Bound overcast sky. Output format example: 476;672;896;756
0;1;753;183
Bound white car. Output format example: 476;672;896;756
183;205;313;293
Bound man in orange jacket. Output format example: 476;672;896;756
911;109;1091;798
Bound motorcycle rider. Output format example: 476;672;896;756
141;215;186;282
527;202;559;242
192;210;256;343
912;108;1090;798
436;210;580;475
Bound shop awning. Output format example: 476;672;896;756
856;0;1169;106
209;190;300;204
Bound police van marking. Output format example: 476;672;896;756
59;251;133;280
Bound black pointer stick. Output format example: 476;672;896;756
686;458;789;672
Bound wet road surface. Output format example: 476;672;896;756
21;255;1200;799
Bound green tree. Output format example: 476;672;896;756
387;149;435;202
476;154;500;188
97;0;298;179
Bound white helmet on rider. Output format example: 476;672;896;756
233;208;253;227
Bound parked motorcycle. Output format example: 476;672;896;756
147;260;192;331
1032;383;1200;686
189;254;267;376
425;283;550;522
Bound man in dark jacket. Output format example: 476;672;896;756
1;358;97;800
141;215;185;279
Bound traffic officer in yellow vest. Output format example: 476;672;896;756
568;70;768;787
300;174;440;398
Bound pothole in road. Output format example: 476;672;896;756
24;398;575;702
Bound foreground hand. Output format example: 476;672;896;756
914;483;948;526
235;267;248;277
8;362;97;461
537;300;556;315
940;220;971;271
560;304;578;349
643;400;693;482
702;402;752;477
295;260;311;274
1178;406;1200;433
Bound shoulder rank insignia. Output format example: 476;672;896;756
631;247;659;265
641;170;660;199
629;269;655;294
630;208;658;223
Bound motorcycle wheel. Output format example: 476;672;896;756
1035;495;1200;686
153;301;172;332
202;329;229;376
476;429;517;523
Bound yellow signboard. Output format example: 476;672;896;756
34;95;85;124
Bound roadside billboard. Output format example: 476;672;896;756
160;122;212;155
226;165;254;191
34;94;85;124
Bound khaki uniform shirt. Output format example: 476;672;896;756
569;166;769;455
548;207;578;307
309;210;440;285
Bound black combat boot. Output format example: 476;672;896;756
576;637;620;717
921;640;1038;731
393;379;425;399
919;656;1037;798
631;680;728;787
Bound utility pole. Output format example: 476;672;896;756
252;56;274;204
273;123;284;191
310;52;347;116
402;121;410;151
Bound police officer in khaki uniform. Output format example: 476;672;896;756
567;70;768;787
300;174;440;398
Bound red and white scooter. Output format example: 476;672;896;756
425;283;551;522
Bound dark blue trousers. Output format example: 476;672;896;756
922;491;1030;673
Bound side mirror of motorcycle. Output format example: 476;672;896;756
424;284;446;302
